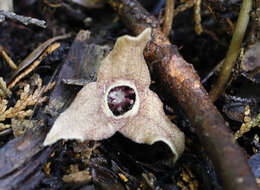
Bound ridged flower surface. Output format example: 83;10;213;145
44;28;185;161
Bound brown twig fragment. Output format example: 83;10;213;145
8;42;60;89
209;0;253;102
172;0;203;35
0;46;17;70
163;0;174;36
108;0;258;190
8;34;71;86
194;0;202;35
174;0;195;17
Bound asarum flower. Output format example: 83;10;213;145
43;28;185;161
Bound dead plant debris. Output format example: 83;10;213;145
0;74;55;135
235;105;260;139
8;42;60;89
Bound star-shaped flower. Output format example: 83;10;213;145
44;28;185;161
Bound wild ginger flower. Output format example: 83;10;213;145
44;28;185;161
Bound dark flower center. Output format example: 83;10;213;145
107;86;136;116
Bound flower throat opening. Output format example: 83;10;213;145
107;86;136;116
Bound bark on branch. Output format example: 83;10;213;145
108;1;258;190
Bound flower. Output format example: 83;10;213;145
43;28;185;161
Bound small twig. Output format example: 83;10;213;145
209;0;253;102
0;10;46;28
8;42;60;89
0;46;17;70
201;60;223;83
194;0;202;35
163;0;174;36
8;34;71;85
173;0;195;17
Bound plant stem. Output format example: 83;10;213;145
209;0;253;102
163;0;174;36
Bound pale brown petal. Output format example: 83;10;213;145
44;82;122;146
119;90;185;162
97;28;151;86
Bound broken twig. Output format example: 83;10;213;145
194;0;202;35
0;10;46;28
0;45;17;70
163;0;174;36
8;33;71;88
8;42;60;89
173;0;195;17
